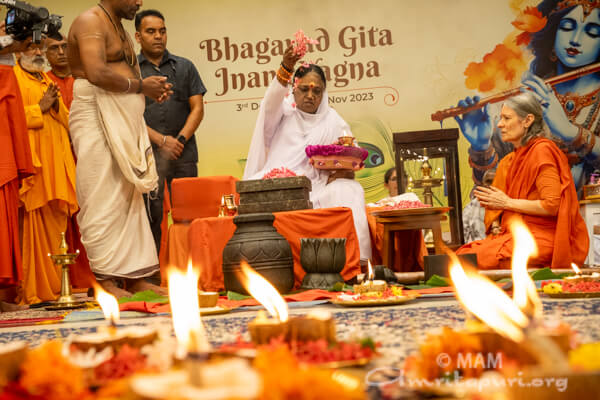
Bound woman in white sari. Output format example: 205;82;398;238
244;47;371;260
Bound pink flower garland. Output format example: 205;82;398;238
305;144;368;161
262;167;297;179
383;200;431;210
291;29;318;58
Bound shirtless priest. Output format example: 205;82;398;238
68;0;172;298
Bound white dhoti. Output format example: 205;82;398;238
69;79;159;279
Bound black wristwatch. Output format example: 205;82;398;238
176;135;187;145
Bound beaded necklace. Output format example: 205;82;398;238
97;2;136;67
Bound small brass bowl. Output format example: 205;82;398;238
198;292;219;308
338;136;355;146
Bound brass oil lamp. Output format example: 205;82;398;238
46;232;87;310
411;150;445;206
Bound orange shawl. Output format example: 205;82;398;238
461;138;588;269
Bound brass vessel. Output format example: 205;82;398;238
411;151;445;206
338;136;356;146
46;232;87;310
218;194;238;217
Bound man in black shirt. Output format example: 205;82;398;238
135;9;206;252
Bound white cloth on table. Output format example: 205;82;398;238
244;78;371;260
69;79;159;279
368;192;421;207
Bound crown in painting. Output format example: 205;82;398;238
553;0;600;18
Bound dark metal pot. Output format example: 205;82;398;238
222;213;294;294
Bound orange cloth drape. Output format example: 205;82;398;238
47;71;74;110
459;138;589;269
0;66;34;289
0;181;22;288
13;64;79;303
366;207;428;272
171;176;239;222
158;179;171;284
158;176;239;284
162;207;361;292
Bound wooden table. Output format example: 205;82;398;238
372;207;450;269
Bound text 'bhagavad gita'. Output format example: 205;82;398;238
199;26;393;96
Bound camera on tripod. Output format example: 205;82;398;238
2;0;62;44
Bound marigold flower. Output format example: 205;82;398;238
19;341;91;400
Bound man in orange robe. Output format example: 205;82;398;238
458;138;588;269
45;34;95;290
0;23;34;308
13;45;79;304
45;34;74;110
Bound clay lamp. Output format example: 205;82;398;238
238;261;335;345
450;259;599;397
564;263;600;283
238;261;290;344
404;222;596;398
168;263;214;386
353;260;387;294
447;221;582;392
69;285;157;353
129;264;260;399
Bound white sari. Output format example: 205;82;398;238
244;78;372;260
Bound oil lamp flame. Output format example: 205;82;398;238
509;220;542;320
367;260;374;281
238;261;288;322
168;261;209;356
449;256;528;342
571;262;582;275
94;284;120;324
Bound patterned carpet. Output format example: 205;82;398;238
1;298;599;368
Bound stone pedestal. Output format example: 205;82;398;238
236;176;312;214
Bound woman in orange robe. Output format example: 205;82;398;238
457;91;588;269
